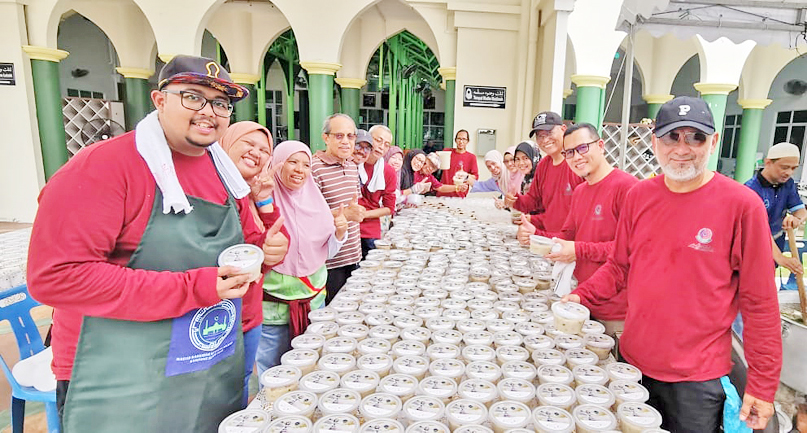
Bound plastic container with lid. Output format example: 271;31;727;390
425;318;455;332
309;307;338;323
331;301;360;314
536;384;576;411
542;323;565;339
605;362;642;383
357;338;392;357
389;306;415;318
394;315;424;330
391;338;425;357
608;380;650;406
377;374;419;402
462;345;497;363
428;358;465;382
390;294;417;307
317;353;357;375
291;334;326;354
280;349;320;375
492;331;523;349
313;414;361;433
359;418;405;433
443;308;471;321
417;375;458;403
373;286;397;297
453;426;493;433
369;325;400;344
218;409;271;433
441;298;467;310
531;406;575;433
362;304;390;317
488;401;531;433
426;343;460;362
445;399;488;431
617;402;663;433
457;379;499;407
495;346;530;366
496;378;536;405
550;302;590;335
357;354;394;378
572;404;618;433
583;334;615;360
457;319;486;333
531;349;566;367
529;235;554;256
581;320;606;335
359;393;403;421
319;388;362;416
500;361;536;382
486;319;514;334
536;364;574;386
463;331;494;347
493;301;520;316
339;324;370;341
307;321;339;340
573;364;609;387
392;355;430;380
399;327;431;345
218;244;264;281
299;370;340;394
466;299;493;311
273;390;318;419
523;335;555;352
514;322;544;338
521;301;549;314
464;361;502;383
323;336;358;355
404;421;450;433
336;312;366;326
402;395;446;424
259;366;302;409
414;307;443;321
471;308;498;322
554;334;584;351
431;329;463;346
341;370;381;398
265;416;313;433
575;384;615;409
414;297;441;309
531;311;554;325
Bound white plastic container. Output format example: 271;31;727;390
463;331;494;347
218;244;264;281
426;343;460;362
575;384;615;409
554;334;584;351
564;348;599;369
514;322;544;338
495;346;530;366
358;338;392;357
273;390;318;419
308;308;338;324
496;378;536;405
609;380;650;406
443;309;471;321
428;358;466;382
550;302;590;335
405;421;450;433
500;361;537;382
359;418;405;433
457;379;499;407
392;355;430;380
581;320;606;335
341;370;381;398
572;404;618;433
392;340;427;358
453;426;493;433
605;362;642;383
357;354;394;378
531;349;566;367
417;375;458;403
488;401;531;433
529;235;553;257
457;319;486;334
400;327;431;344
402;395;446;424
359;393;403;421
218;409;271;433
377;374;419;402
317;353;357;375
531;406;575;433
445;399;489;431
299;370;340;395
307;321;339;340
339;324;370;341
464;361;502;383
536;364;574;386
369;325;401;344
536;384;576;411
336;312;365;326
265;416;312;433
259;366;301;409
313;414;360;433
523;335;555;352
394;315;424;330
319;388;362;417
584;334;615;360
492;331;523;348
617;402;663;433
431;329;463;346
280;349;320;376
573;364;609;387
323;336;358;356
486;319;514;334
462;345;497;363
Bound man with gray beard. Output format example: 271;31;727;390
564;97;781;432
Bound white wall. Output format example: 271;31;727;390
57;13;120;100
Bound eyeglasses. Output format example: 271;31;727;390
659;130;708;146
328;132;357;141
456;137;469;142
162;90;233;117
561;140;598;159
354;142;371;153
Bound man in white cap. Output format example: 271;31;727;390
744;142;807;284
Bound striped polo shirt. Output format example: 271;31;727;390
312;150;362;269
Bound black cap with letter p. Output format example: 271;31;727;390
653;96;715;137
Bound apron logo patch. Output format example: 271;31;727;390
189;300;237;351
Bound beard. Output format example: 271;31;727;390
660;157;707;182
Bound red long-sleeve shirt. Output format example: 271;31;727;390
359;162;397;239
514;157;583;232
537;169;638;320
27;131;280;380
437;149;478;198
573;174;782;401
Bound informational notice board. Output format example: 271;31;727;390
463;85;505;109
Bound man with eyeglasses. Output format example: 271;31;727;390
357;126;397;258
517;123;637;337
504;111;583;232
563;96;781;432
437;129;479;198
27;55;290;432
312;113;366;303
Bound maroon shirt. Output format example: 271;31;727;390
514;157;583;232
437;149;478;198
358;161;397;239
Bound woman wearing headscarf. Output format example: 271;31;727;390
504;145;524;195
255;141;348;377
421;152;468;195
514;141;540;195
468;150;509;194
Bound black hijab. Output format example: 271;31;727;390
515;141;540;194
400;149;426;191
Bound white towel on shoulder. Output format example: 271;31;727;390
359;157;386;193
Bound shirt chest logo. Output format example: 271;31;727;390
591;204;604;221
564;183;573;196
763;198;771;209
688;227;714;252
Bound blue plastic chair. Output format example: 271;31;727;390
0;284;59;433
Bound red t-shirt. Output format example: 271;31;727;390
538;169;638;320
573;174;782;400
514;157;583;232
27;131;280;380
437;149;479;198
359;162;397;239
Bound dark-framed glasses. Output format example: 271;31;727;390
561;140;597;159
354;142;372;154
660;130;708;146
162;90;233;117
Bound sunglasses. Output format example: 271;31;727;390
660;130;708;146
561;140;597;159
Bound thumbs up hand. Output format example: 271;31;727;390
343;195;366;222
334;204;348;241
517;215;536;245
262;216;289;267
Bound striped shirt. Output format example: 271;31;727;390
312;150;362;269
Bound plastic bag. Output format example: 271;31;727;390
721;376;752;433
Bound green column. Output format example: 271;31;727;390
257;70;267;127
571;75;610;128
734;99;772;182
117;68;154;130
335;78;365;125
233;85;256;123
642;94;674;121
439;67;456;147
695;83;737;170
301;62;340;152
24;46;70;180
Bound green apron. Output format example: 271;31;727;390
64;185;246;433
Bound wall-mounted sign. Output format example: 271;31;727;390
463;85;506;109
0;63;15;86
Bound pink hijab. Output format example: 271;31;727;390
504;145;524;195
270;141;335;277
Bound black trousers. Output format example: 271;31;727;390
325;264;357;305
360;238;377;260
643;375;725;433
56;380;69;426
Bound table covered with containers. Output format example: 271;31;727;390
220;199;666;433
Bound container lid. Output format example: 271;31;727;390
341;370;381;393
523;335;555;351
414;307;443;320
393;355;429;376
536;384;576;408
497;378;536;402
281;349;319;368
465;361;502;382
361;304;389;316
359;418;405;433
575;384;615;408
537;364;574;385
426;343;460;360
443;309;471;321
393;340;427;357
414;297;441;308
488;401;531;429
529;235;553;245
573;365;608;385
581;320;606;335
551;302;590;321
522;301;549;313
265;416;312;433
319;389;361;415
457;379;498;403
394;315;424;330
291;334;326;351
554;334;584;350
462;345;497;363
404;421;450;433
432;329;463;345
422;289;448;300
453;426;492;433
218;409;271;433
514;322;544;337
260;365;302;388
338;292;364;303
486;319;514;333
445;399;488;425
493;331;524;347
532;311;554;324
331;301;360;313
453;290;476;302
496;345;530;363
309;308;338;323
531;406;575;433
441;298;467;310
360;260;382;269
299;370;340;393
358;338;392;356
360;393;403;419
307;321;340;336
323;337;358;354
608;380;650;403
532;349;566;366
457;319;486;333
428;358;465;379
336;312;365;326
617;402;663;428
400;327;432;344
378;374;419;397
417;376;458;400
339;324;370;340
390;294;416;306
501;361;537;381
313;414;361;433
389;306;414;317
463;331;494;347
572;404;618;431
466;282;490;292
217;243;264;270
605;362;642;382
476;291;498;302
493;301;520;314
317;353;357;373
584;333;615;349
369;325;400;341
273;391;318;417
403;395;446;421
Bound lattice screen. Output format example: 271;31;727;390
62;97;125;156
602;123;659;179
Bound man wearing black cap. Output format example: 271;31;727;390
28;55;290;432
564;96;782;432
504;111;583;232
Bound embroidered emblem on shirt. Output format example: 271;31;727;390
688;227;714;252
594;205;602;216
763;198;770;209
565;183;573;195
